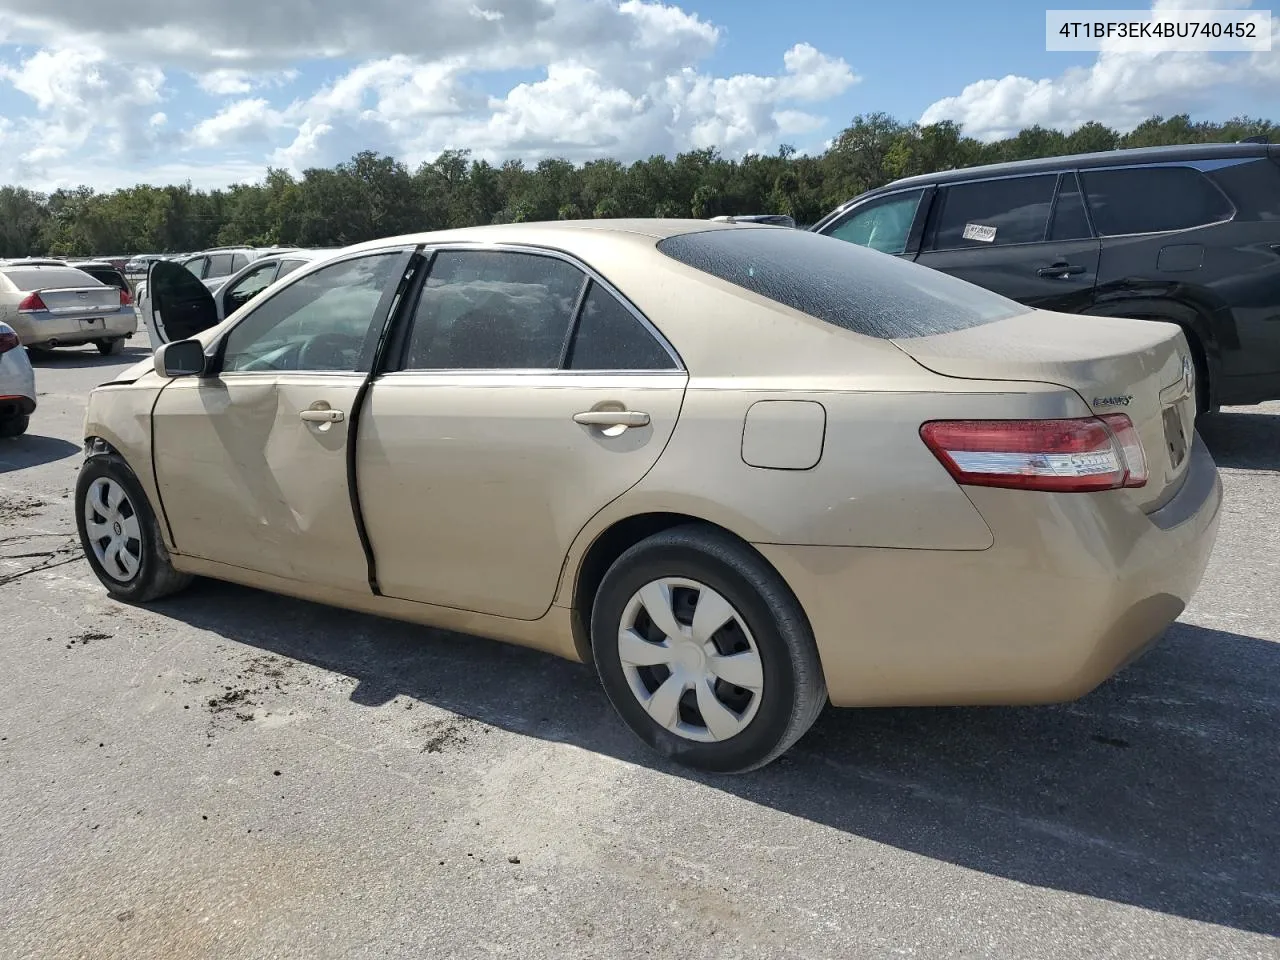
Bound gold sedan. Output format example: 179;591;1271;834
77;220;1222;772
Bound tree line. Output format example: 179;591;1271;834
1;113;1274;259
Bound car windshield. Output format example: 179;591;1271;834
657;227;1025;339
1;267;101;290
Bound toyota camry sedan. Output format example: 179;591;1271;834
76;220;1222;773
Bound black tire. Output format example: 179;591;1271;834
590;524;827;774
75;453;193;602
97;338;124;356
0;414;29;438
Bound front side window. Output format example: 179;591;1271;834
182;257;207;279
221;253;401;373
276;259;307;279
930;174;1058;250
1080;166;1234;235
566;282;677;370
404;250;586;370
824;190;924;255
205;253;236;278
223;262;280;314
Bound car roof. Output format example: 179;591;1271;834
69;260;121;269
339;218;742;258
846;141;1275;204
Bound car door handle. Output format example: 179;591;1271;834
1037;263;1087;278
573;410;650;428
299;408;345;423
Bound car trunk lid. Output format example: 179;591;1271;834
892;310;1197;512
30;285;120;317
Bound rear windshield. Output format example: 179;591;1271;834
79;267;129;290
656;227;1025;339
1;267;102;291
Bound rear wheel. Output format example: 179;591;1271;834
0;414;29;438
96;338;124;356
75;453;192;602
590;525;827;773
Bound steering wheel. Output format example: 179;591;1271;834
297;332;359;370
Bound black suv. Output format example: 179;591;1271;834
812;142;1280;412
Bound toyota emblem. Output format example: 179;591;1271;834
1182;355;1195;398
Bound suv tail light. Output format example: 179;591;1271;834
119;287;134;306
17;292;47;313
0;330;19;354
920;416;1148;493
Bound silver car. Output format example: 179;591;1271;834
0;320;36;437
0;264;137;355
142;249;333;348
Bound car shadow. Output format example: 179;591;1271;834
0;434;81;473
26;344;151;368
146;579;1279;937
1199;407;1280;471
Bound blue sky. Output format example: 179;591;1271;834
0;0;1275;190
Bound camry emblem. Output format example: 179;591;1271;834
1182;356;1195;398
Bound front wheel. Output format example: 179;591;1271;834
590;525;827;774
75;454;193;602
96;338;124;356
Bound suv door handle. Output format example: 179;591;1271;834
1037;263;1087;278
573;410;650;428
299;408;345;423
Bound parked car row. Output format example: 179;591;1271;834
0;260;137;355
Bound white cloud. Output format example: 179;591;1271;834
0;0;858;187
920;0;1280;140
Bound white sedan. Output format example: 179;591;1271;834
0;321;35;437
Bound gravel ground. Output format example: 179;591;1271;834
1;344;1277;960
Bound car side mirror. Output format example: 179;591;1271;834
154;339;206;378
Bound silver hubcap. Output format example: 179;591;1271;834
83;477;142;582
618;577;764;743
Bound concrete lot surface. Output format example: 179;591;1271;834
2;345;1277;960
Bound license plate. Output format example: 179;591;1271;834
78;318;105;330
1162;407;1187;469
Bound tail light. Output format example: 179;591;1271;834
0;330;19;354
17;292;47;313
920;416;1148;493
119;287;134;306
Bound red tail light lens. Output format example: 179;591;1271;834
1098;413;1147;488
16;292;47;312
0;330;19;354
920;416;1147;493
119;287;134;306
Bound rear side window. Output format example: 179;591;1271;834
232;253;250;271
0;267;103;290
205;253;235;278
567;282;677;370
930;174;1058;249
657;228;1025;339
404;250;587;370
1081;166;1234;235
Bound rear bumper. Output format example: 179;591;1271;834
755;435;1223;708
11;309;137;347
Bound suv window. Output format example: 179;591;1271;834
824;189;924;254
1080;166;1234;235
404;250;587;370
1049;173;1092;241
223;261;280;313
657;227;1024;339
567;281;677;370
182;256;207;279
221;253;400;372
231;253;250;271
276;259;308;279
205;253;236;278
930;174;1058;250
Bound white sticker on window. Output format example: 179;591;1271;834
962;223;997;243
